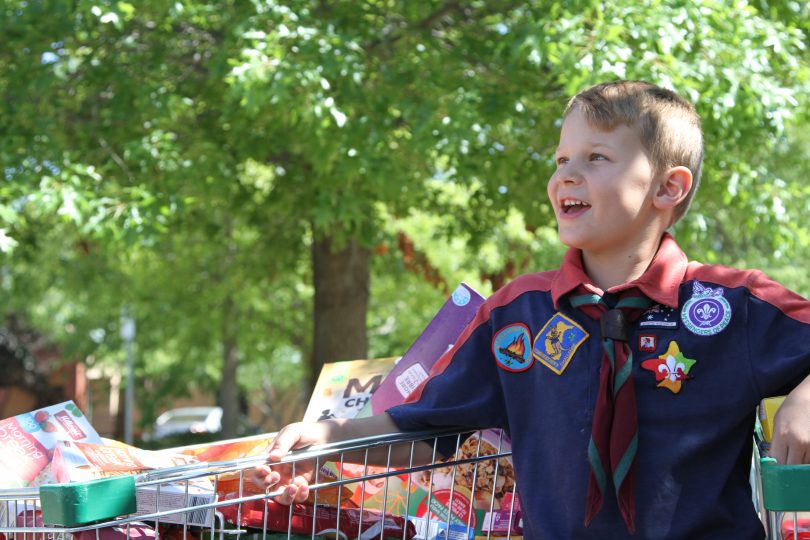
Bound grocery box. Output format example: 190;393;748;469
403;429;515;535
303;357;398;422
52;440;196;483
48;440;215;526
163;432;276;461
367;283;484;415
760;396;787;443
0;401;102;488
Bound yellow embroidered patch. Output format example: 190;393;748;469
532;312;589;375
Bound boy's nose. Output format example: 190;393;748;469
554;166;584;185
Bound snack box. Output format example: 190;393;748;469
759;396;787;443
0;401;102;488
52;440;196;483
406;430;514;533
163;432;277;462
341;429;514;538
367;283;485;415
303;357;398;422
47;440;216;527
163;432;350;507
302;357;401;507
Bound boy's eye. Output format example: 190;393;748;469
556;156;568;166
590;153;607;161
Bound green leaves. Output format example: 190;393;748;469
1;0;808;427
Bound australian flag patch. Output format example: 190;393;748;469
639;304;679;330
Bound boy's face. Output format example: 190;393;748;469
548;107;662;256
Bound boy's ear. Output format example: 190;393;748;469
654;166;693;210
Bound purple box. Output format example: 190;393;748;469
369;283;484;414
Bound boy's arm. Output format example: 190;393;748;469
252;413;436;504
771;374;810;464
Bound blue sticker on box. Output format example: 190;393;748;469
451;285;471;306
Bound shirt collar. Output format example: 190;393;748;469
551;233;688;309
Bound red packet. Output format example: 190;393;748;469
220;495;416;539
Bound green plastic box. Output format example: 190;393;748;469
760;457;810;511
40;475;137;526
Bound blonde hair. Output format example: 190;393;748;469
564;80;704;225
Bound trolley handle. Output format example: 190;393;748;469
759;457;810;511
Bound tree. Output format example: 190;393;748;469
1;0;808;435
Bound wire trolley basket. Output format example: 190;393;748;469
3;426;810;539
0;428;520;540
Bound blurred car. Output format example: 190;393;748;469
151;406;223;440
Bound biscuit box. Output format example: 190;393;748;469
343;429;515;539
0;401;102;488
406;429;515;535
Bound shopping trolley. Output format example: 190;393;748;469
0;427;519;540
3;426;808;540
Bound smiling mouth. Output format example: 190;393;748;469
561;200;591;215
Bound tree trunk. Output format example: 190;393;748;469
311;235;370;389
219;218;240;439
220;293;240;439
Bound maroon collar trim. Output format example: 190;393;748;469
551;233;688;309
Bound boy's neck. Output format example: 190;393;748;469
580;233;665;292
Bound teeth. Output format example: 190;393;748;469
563;200;586;207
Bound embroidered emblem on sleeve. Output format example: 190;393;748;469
532;313;589;375
681;281;732;336
641;341;696;394
492;323;533;372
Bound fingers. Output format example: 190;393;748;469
250;464;281;490
268;423;303;462
770;429;810;464
273;476;311;505
769;438;787;464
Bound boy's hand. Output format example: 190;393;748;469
251;421;333;504
771;383;810;464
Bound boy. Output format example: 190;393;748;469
254;81;810;539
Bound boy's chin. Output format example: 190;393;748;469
556;231;585;249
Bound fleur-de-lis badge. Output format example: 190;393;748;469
641;341;696;393
681;281;732;336
695;303;718;325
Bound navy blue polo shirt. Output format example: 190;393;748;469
387;234;810;539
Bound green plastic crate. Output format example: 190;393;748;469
39;475;137;526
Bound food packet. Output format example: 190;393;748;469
219;495;416;539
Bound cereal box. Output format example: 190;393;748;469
0;401;102;488
303;357;398;422
367;283;485;415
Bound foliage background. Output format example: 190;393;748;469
1;0;808;436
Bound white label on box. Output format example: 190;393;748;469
409;516;474;540
136;484;215;526
395;364;429;399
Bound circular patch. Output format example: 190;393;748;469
492;323;533;372
681;295;731;336
451;285;471;306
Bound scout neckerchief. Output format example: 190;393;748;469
569;287;654;534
